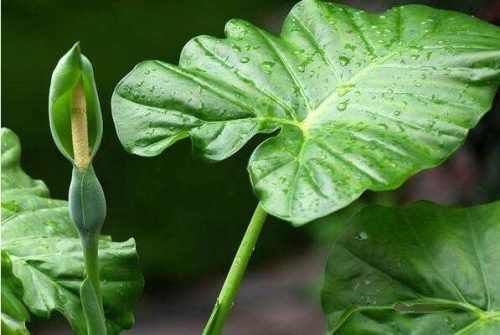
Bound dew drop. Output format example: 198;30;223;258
2;200;21;213
339;56;350;66
354;231;368;241
337;100;349;111
344;43;356;51
261;60;275;68
338;83;355;97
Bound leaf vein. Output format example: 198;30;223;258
290;13;341;82
153;60;257;117
466;211;492;311
254;29;313;115
311;139;386;183
194;39;298;120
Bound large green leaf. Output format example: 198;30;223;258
322;201;500;334
0;128;144;335
112;0;500;224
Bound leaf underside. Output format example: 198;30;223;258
322;201;500;334
0;128;144;335
112;0;500;224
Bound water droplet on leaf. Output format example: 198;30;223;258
354;231;368;241
337;100;349;111
339;56;350;66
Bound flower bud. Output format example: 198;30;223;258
69;166;106;247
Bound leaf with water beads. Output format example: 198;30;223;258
112;0;500;224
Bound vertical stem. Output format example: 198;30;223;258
82;239;103;308
203;203;268;335
70;77;106;332
80;236;107;335
71;76;100;299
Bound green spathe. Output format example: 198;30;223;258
322;201;500;334
49;42;102;164
112;0;500;225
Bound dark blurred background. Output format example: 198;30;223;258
2;0;499;334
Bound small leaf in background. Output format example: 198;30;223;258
112;0;500;224
322;201;500;334
49;42;103;166
0;128;144;335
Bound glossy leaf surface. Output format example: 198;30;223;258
0;128;143;335
112;0;500;224
322;201;500;334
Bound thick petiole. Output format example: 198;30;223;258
203;203;268;335
82;239;103;308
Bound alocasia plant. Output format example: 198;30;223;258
322;201;500;334
48;42;110;334
0;128;143;334
111;0;499;333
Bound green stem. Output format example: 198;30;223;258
82;239;103;309
203;203;268;335
80;237;107;335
